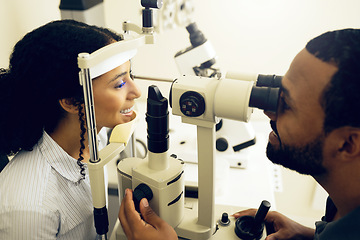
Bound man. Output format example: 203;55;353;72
119;29;360;240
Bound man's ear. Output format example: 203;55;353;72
337;127;360;161
59;98;79;114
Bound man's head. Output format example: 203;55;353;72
265;29;360;177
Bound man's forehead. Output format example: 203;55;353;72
283;49;338;103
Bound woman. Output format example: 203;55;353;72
0;20;141;239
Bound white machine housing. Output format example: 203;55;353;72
117;153;185;227
174;41;217;76
171;75;256;125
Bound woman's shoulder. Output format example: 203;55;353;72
0;148;51;207
3;147;47;174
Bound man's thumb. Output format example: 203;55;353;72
139;198;163;227
265;233;278;240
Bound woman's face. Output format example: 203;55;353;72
92;61;141;130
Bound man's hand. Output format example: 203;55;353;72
119;189;178;240
233;209;315;240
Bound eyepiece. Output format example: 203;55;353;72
257;74;282;88
249;86;280;112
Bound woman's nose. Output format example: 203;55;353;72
127;80;142;100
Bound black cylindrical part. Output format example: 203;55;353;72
249;86;280;112
141;0;163;9
59;0;103;10
252;200;271;233
146;85;169;153
142;8;153;28
93;207;109;235
257;74;282;88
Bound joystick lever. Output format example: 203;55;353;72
234;200;271;240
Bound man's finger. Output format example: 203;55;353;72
119;189;133;237
265;234;278;240
139;198;166;229
123;189;145;229
120;188;147;239
232;208;257;219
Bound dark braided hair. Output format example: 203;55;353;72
306;29;360;134
0;20;123;177
76;102;87;180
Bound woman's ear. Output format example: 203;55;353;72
59;98;79;114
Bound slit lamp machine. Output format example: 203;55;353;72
173;21;283;169
76;0;281;239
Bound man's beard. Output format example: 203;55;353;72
266;133;327;176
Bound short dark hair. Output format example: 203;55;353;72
0;20;123;155
306;29;360;134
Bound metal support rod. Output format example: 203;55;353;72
197;125;216;231
129;134;137;158
133;75;174;83
79;53;100;163
79;53;107;239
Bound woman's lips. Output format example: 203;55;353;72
120;106;134;116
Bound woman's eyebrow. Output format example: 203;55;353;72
108;71;127;84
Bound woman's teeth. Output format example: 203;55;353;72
120;106;133;114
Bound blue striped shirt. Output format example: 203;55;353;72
0;132;97;239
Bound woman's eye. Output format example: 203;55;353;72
115;80;126;89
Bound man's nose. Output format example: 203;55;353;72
263;111;277;121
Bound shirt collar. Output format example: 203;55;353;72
39;131;87;183
315;206;360;238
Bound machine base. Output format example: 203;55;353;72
111;197;266;240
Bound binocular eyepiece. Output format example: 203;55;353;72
170;74;282;123
249;74;282;113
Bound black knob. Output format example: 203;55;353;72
133;183;153;213
179;91;205;117
219;212;230;226
234;200;271;240
216;137;228;152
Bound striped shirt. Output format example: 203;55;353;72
0;132;97;239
